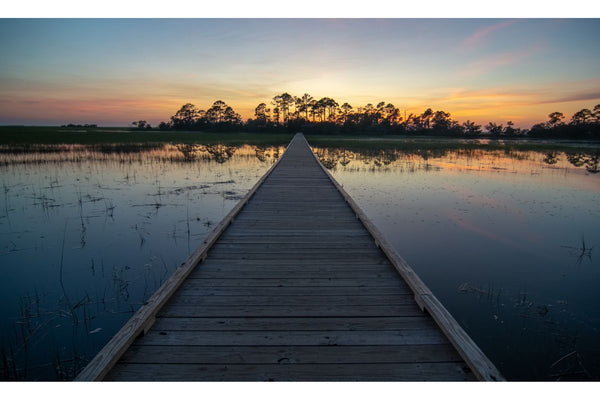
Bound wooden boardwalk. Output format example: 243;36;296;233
76;134;503;381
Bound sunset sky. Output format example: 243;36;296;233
0;18;599;127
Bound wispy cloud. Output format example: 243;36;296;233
461;19;518;50
537;91;600;105
458;44;543;77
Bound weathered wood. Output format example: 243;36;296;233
167;294;415;306
106;362;473;381
209;242;378;250
187;270;400;279
151;316;437;331
119;344;462;364
175;285;412;296
74;133;293;381
157;304;424;318
136;329;449;346
180;278;406;287
187;264;397;273
306;135;504;381
421;294;504;381
87;133;501;382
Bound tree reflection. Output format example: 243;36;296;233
565;151;600;173
174;144;238;163
198;144;237;164
175;144;200;161
543;152;559;165
254;146;269;162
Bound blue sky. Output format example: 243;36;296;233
0;19;599;126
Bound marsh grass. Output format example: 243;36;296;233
0;127;293;147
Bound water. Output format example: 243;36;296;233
314;144;600;380
0;143;283;380
1;139;599;381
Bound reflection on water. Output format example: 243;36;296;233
0;143;284;380
319;144;600;381
2;141;598;381
314;146;600;175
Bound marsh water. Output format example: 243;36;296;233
0;143;283;380
314;143;600;381
0;139;599;380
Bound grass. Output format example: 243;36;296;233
2;126;599;153
306;134;600;153
0;126;293;146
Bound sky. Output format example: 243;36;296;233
0;18;599;127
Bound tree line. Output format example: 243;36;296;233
154;93;600;139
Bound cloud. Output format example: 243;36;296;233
459;44;544;77
537;91;600;105
461;20;518;50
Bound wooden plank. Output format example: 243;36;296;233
188;265;397;273
204;254;385;261
167;294;415;306
206;246;382;254
74;132;296;381
194;259;392;266
136;329;449;346
151;316;436;331
175;285;412;296
213;241;374;247
188;270;400;279
106;362;473;381
91;133;498;382
305;134;504;381
180;278;406;287
119;344;462;364
157;304;424;318
221;229;371;236
421;294;504;381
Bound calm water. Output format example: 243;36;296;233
0;143;283;380
1;140;599;381
314;144;600;381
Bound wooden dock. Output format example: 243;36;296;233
76;133;503;381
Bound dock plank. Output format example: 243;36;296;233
118;344;462;364
106;362;473;381
80;133;502;382
151;316;437;331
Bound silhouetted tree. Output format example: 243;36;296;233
547;112;565;128
571;108;593;125
223;106;241;124
206;100;228;124
295;93;314;120
273;93;294;123
462;120;482;136
131;120;150;129
421;108;434;129
171;103;200;129
254;103;270;125
485;122;504;136
340;102;353;123
504;121;517;136
593;104;600;123
272;107;280;124
432;111;452;132
155;96;599;139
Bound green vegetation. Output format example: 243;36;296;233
0;126;293;146
2;127;599;157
